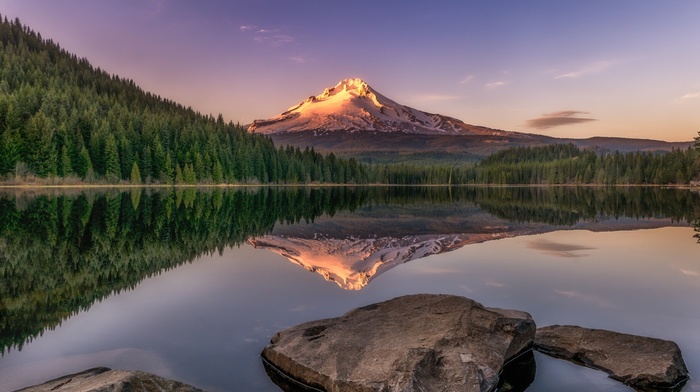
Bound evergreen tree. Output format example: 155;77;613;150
104;134;120;182
76;146;93;179
130;161;141;184
183;163;196;184
23;112;57;177
175;164;184;184
59;145;72;177
212;160;224;184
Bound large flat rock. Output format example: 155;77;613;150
534;325;689;391
15;367;204;392
261;294;535;392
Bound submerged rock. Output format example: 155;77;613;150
534;325;689;391
16;367;204;392
261;294;535;392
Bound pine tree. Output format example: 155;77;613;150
174;164;184;184
164;153;174;183
130;161;141;184
0;129;21;175
60;145;72;177
183;163;196;184
212;160;224;184
23;112;58;177
104;134;121;182
76;146;93;179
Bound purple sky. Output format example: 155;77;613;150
1;0;699;141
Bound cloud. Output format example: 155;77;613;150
411;94;462;102
288;56;308;64
525;110;597;130
239;25;257;32
459;75;475;84
484;279;505;288
680;92;700;100
554;289;612;308
681;269;700;277
241;24;294;46
253;34;294;45
527;239;596;257
486;81;506;88
555;60;612;79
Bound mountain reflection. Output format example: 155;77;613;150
251;187;699;290
0;186;698;354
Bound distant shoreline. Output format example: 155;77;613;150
0;182;691;190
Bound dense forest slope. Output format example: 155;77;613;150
0;15;366;184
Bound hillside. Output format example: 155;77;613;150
0;16;366;184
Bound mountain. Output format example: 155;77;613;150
248;78;691;163
248;78;517;137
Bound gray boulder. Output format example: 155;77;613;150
262;294;536;392
15;367;204;392
534;325;689;391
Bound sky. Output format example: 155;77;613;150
1;0;699;141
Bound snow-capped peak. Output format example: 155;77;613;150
247;78;513;136
321;78;371;98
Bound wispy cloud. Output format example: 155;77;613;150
526;111;597;130
554;289;612;308
680;92;700;100
459;75;475;84
410;94;462;102
239;25;257;32
681;269;700;277
485;81;506;88
288;56;309;64
240;24;294;46
484;279;505;288
527;239;596;257
555;60;612;79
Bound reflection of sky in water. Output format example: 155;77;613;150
1;227;699;391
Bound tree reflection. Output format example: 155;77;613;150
0;186;697;354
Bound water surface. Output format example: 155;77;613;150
0;187;698;391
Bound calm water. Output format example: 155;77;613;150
0;187;699;391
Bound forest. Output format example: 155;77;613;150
369;143;699;185
0;15;368;185
1;15;698;186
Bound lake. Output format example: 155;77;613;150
0;186;699;391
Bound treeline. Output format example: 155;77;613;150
368;144;699;185
0;15;368;184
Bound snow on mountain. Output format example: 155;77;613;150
247;232;516;290
247;78;513;136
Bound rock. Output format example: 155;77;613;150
261;294;536;392
15;367;204;392
534;325;689;391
